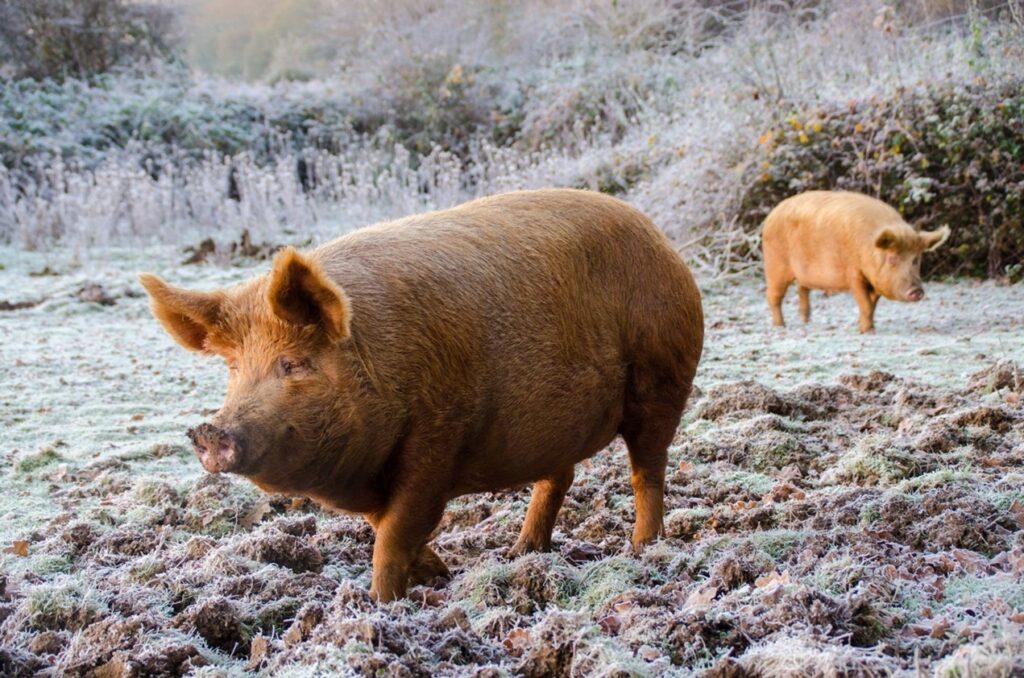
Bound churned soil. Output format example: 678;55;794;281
1;248;1022;676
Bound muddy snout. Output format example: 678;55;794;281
907;287;925;302
187;423;241;473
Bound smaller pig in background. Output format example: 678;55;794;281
138;189;704;602
761;190;950;333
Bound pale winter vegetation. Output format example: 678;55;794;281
1;0;1022;277
2;1;1024;677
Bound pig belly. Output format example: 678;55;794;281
790;253;850;292
451;370;625;495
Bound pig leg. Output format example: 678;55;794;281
364;513;449;587
408;546;450;585
621;408;680;550
850;278;879;333
798;286;812;323
367;495;446;602
766;277;791;327
509;467;575;557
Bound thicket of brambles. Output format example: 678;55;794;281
0;0;1021;280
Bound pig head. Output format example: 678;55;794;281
868;225;950;302
139;247;387;509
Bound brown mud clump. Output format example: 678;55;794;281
174;597;246;654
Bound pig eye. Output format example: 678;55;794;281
277;356;308;378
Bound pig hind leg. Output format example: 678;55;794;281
620;401;684;550
764;250;794;327
765;271;792;327
798;285;812;323
510;467;575;557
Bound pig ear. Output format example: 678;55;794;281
138;274;225;353
874;229;898;251
920;225;950;252
267;247;351;341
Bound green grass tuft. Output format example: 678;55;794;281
14;447;63;474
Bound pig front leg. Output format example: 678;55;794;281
366;493;446;602
850;277;879;333
364;513;450;587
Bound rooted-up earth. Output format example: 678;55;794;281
1;247;1022;677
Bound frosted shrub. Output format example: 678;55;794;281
0;0;1021;276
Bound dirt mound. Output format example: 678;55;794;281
234;527;324;573
695;381;796;420
174;596;246;654
964;360;1023;395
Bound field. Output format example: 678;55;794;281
1;245;1022;676
2;0;1024;675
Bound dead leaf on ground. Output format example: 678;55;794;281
904;624;932;637
410;587;446;608
638;645;661;661
598;613;621;635
755;570;792;588
951;548;989;573
4;540;29;556
684;584;718;608
503;628;531;655
240;498;273;530
246;635;271;671
764;483;806;503
1007;500;1024;529
922;574;946;601
930;618;952;638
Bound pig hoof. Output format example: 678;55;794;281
508;537;549;559
630;533;661;554
369;587;399;603
409;548;450;585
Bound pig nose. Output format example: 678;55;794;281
187;423;241;473
907;287;925;302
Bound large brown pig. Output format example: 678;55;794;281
140;188;704;601
761;190;950;332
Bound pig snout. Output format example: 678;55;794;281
907;287;925;302
187;423;241;473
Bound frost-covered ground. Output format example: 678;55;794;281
1;245;1022;676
